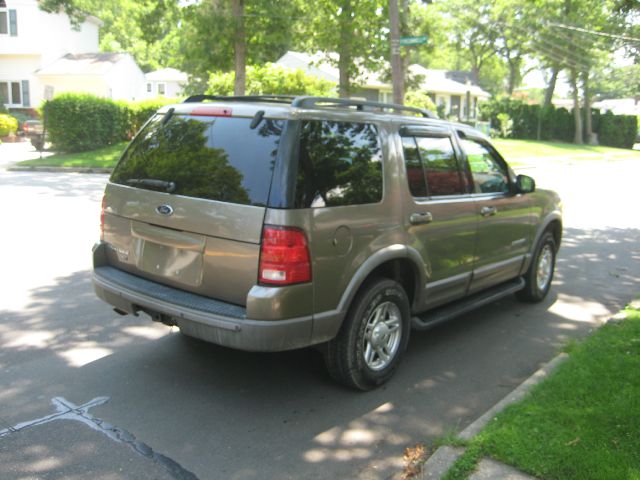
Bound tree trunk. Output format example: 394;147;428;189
507;58;519;96
337;0;353;98
571;68;583;144
582;70;594;144
232;0;246;96
543;66;559;108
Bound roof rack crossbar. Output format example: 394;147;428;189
183;94;296;104
291;96;437;119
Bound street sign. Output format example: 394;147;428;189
400;35;427;46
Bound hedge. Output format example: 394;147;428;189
480;96;638;148
43;93;129;152
42;94;179;152
598;112;638;149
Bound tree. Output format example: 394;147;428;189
178;0;301;93
299;0;387;98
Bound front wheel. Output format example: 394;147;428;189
323;278;411;390
517;231;557;302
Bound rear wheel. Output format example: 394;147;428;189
517;231;556;302
323;278;411;390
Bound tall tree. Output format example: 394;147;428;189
299;0;387;98
179;0;300;92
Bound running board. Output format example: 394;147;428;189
411;278;525;331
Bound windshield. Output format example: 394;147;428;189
111;114;283;206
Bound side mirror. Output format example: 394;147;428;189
516;174;536;194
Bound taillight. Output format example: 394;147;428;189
100;195;106;240
259;226;311;286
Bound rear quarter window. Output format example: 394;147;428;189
111;114;283;206
294;120;383;208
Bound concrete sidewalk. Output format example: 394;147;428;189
0;140;53;168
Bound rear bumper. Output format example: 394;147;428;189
92;243;342;352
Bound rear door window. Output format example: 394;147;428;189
111;114;283;206
294;120;383;208
401;134;464;197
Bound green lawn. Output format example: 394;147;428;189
16;142;128;168
493;138;640;164
444;302;640;480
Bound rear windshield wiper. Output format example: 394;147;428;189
126;178;176;193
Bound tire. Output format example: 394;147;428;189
517;231;557;303
323;278;411;390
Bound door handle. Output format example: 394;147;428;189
480;206;498;217
409;212;433;225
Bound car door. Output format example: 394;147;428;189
400;126;477;310
457;134;534;293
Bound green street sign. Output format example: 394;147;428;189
400;35;427;46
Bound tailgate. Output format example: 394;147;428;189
101;111;283;306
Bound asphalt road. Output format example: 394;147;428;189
1;143;639;480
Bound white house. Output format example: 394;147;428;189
144;68;188;99
0;0;145;110
275;51;491;119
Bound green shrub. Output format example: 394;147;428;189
207;63;336;97
0;114;19;136
496;112;513;138
598;112;638;149
43;93;129;152
405;90;437;114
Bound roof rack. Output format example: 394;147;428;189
182;94;437;119
183;94;296;104
292;96;437;119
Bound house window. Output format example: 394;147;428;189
146;83;152;93
0;80;29;107
0;7;17;36
157;83;166;95
0;9;8;34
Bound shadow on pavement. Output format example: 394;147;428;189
0;227;638;479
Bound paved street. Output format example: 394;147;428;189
1;142;639;479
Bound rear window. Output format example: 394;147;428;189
111;114;283;206
294;120;383;208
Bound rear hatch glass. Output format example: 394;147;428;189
104;113;283;305
111;113;283;206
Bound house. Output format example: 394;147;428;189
592;98;640;116
36;52;145;102
275;51;490;119
0;0;145;112
144;68;188;99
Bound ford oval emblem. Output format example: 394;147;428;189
156;204;174;216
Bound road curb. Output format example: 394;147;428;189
7;166;112;174
420;353;569;479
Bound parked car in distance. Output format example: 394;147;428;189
21;119;46;150
93;95;562;390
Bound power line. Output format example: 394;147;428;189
549;22;640;45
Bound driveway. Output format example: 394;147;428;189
0;145;638;479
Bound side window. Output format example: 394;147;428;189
416;136;464;196
402;136;427;197
295;120;383;208
461;139;510;194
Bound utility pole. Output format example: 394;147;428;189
389;0;404;105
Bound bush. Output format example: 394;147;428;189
0;113;19;136
404;90;437;115
207;63;336;97
496;112;513;138
598;112;638;149
43;93;129;152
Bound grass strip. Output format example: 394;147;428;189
16;142;128;168
493;138;640;162
448;303;640;480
